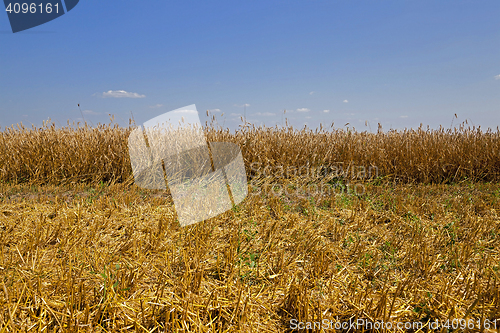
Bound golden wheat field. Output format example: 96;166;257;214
0;121;500;332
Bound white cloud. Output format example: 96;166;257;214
343;100;348;103
323;110;330;113
149;104;163;108
230;113;241;116
209;108;221;113
82;110;100;115
305;116;312;119
309;91;315;95
234;103;250;107
495;74;500;80
400;115;408;118
102;90;146;98
255;112;276;116
297;108;310;112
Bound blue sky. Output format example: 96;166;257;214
1;0;499;132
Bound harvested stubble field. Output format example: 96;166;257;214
0;121;500;332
